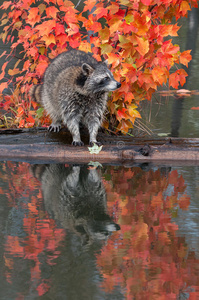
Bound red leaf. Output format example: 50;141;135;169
37;282;50;296
141;0;151;5
117;108;128;121
55;23;65;35
26;114;35;125
36;61;48;75
95;7;108;19
191;107;199;110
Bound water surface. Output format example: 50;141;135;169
0;161;199;300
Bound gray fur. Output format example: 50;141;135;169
31;49;121;146
31;164;120;245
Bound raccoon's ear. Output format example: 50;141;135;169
81;63;94;76
104;59;112;68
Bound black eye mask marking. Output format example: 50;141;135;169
100;76;110;85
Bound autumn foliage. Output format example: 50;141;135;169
98;167;199;299
0;0;197;132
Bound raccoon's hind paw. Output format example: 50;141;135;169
89;141;102;147
72;141;84;146
48;124;61;133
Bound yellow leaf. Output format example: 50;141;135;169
99;27;110;43
128;104;141;118
79;42;92;53
8;68;20;76
100;43;113;55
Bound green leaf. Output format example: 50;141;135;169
88;161;103;168
100;43;113;55
36;107;44;118
88;143;103;154
125;14;134;24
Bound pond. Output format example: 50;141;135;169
0;161;199;300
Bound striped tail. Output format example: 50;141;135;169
29;85;42;103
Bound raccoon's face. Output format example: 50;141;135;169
82;62;121;94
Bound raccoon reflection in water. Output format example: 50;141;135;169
32;164;120;246
30;50;121;146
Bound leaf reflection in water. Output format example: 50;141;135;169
98;167;199;300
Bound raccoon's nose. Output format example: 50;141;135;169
117;82;121;88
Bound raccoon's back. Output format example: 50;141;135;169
43;49;98;86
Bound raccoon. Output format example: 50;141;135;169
31;164;120;245
30;49;121;146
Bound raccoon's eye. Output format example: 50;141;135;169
100;76;109;84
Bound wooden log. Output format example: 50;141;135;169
1;128;199;164
1;143;199;164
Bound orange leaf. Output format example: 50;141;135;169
36;20;56;36
109;17;123;34
169;69;188;89
66;23;79;36
117;119;131;134
27;7;40;26
83;0;96;12
0;82;8;94
107;3;119;14
42;34;56;47
46;6;59;19
179;194;190;210
179;1;191;16
180;50;192;67
135;36;149;56
152;66;169;85
19;119;25;128
1;1;12;9
0;61;8;80
79;41;92;53
17;107;24;117
31;101;38;110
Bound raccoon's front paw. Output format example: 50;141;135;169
48;124;61;133
72;141;84;146
89;141;102;147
